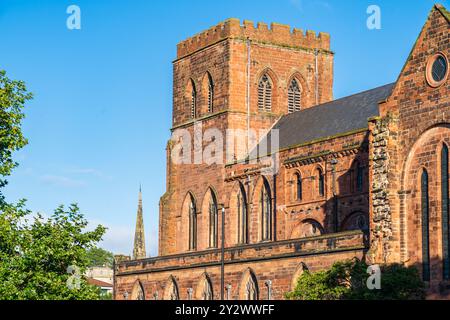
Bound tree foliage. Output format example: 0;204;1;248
0;71;107;299
286;258;425;300
86;247;114;268
0;70;32;198
0;203;107;300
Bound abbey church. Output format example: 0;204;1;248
114;5;450;299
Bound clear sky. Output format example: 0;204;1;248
0;0;447;256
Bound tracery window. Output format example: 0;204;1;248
190;80;197;119
237;184;248;244
295;173;302;201
421;169;430;282
208;191;218;248
258;74;272;112
260;179;272;241
188;194;197;250
317;168;325;197
207;73;214;113
288;79;301;113
245;274;258;300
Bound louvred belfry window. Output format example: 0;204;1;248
208;74;214;113
258;74;272;112
288;79;301;113
190;80;197;119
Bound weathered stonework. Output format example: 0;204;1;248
369;116;392;263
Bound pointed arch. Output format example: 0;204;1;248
182;192;197;251
292;171;303;201
249;176;274;243
227;181;249;246
198;186;219;249
207;188;218;248
186;79;197;119
421;168;430;282
131;280;145;300
238;268;259;300
341;211;368;232
287;78;301;113
290;262;308;290
316;167;325;197
355;161;364;192
237;182;248;245
195;273;214;300
400;124;450;264
258;73;273;112
163;276;180;300
290;219;324;239
204;72;214;113
260;177;272;241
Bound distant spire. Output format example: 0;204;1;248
133;185;146;259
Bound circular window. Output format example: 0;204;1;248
426;53;449;87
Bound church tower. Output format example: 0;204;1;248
133;186;146;259
159;18;334;255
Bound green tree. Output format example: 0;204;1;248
0;70;107;299
86;247;114;268
286;258;425;300
0;70;32;201
0;203;107;300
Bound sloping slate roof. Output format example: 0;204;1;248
267;83;395;151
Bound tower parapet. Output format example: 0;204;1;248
176;18;331;59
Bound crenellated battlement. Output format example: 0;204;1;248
176;18;331;59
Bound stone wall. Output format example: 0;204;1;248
115;231;366;300
368;116;392;264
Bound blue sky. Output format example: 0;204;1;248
0;0;446;256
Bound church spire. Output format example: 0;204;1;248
133;185;146;259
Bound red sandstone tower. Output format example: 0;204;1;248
159;19;334;256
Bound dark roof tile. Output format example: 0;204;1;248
259;83;394;154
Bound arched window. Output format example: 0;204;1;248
131;281;145;300
207;73;214;113
188;194;197;250
295;173;302;201
237;184;248;244
421;169;430;282
208;190;218;248
258;74;272;112
298;219;323;238
244;272;258;300
442;144;449;280
356;162;363;192
260;179;272;241
164;276;179;300
198;274;213;300
317;168;325;197
190;80;197;119
288;79;301;113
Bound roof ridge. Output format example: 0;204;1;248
435;4;450;23
280;82;395;120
